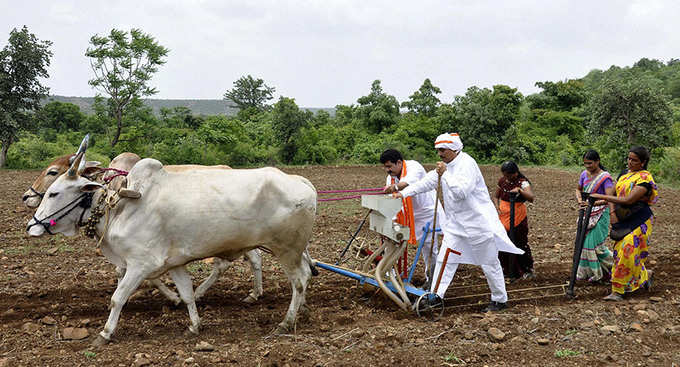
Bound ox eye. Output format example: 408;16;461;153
47;171;58;176
49;192;59;198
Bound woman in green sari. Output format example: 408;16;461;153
575;150;614;283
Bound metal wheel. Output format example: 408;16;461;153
415;292;444;321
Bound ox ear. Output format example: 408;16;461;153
79;160;101;176
80;182;103;193
81;166;102;178
67;152;84;178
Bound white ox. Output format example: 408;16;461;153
27;154;316;345
22;152;264;304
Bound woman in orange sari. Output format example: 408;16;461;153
494;161;535;281
590;146;658;301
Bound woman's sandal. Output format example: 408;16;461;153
644;270;654;291
603;292;624;301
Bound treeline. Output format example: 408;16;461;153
6;58;680;184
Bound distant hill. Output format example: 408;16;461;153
42;95;336;116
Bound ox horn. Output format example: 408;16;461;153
67;151;85;178
76;134;90;155
76;134;90;173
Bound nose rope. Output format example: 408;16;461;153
27;193;93;235
24;186;45;200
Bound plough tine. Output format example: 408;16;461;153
443;282;568;301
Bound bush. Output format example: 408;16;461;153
651;146;680;184
151;135;227;165
7;132;110;169
292;126;338;165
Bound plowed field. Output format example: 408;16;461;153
1;165;678;366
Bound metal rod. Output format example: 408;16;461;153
315;261;379;279
427;174;442;284
336;209;372;265
508;192;517;243
361;239;386;273
566;193;595;297
446;282;568;292
407;223;430;283
443;283;568;300
507;191;520;278
433;248;461;294
375;239;410;311
443;293;566;309
314;261;429;298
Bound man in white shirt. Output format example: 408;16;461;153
393;134;523;312
380;149;442;284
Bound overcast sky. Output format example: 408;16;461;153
2;0;679;107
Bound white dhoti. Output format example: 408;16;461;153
429;234;508;303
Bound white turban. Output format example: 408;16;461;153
434;133;463;151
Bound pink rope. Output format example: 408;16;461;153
317;187;383;194
101;168;129;183
318;192;383;202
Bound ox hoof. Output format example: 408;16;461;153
184;326;200;337
241;294;259;304
91;335;110;347
272;323;291;335
298;305;311;322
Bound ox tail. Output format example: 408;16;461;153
304;248;319;276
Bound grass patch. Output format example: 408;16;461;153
187;261;211;275
3;246;31;255
443;351;464;364
565;329;578;336
56;244;75;253
554;349;580;358
83;350;96;359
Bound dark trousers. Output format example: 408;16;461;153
499;218;533;278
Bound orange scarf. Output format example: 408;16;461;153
392;162;417;244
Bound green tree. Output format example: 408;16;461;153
528;80;587;111
446;85;523;160
356;80;400;133
589;75;672;156
401;78;442;117
633;57;664;71
271;97;310;163
36;101;84;132
224;75;276;114
159;106;201;129
85;28;169;147
0;26;52;168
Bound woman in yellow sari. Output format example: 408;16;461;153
590;146;658;301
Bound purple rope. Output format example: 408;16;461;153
317;187;384;194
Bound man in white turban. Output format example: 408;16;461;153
393;133;524;312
